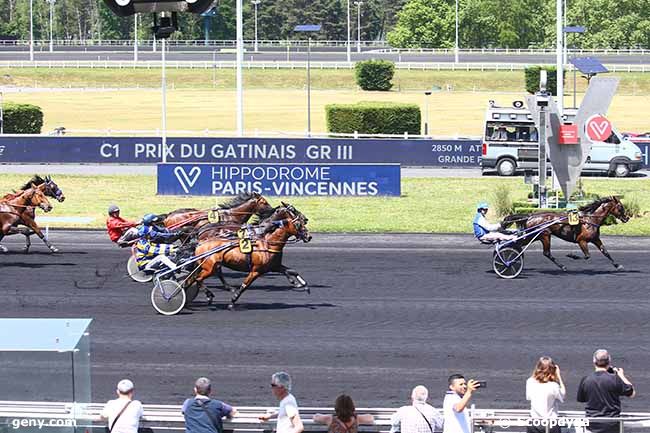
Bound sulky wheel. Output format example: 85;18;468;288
151;280;186;316
127;255;153;283
493;246;524;279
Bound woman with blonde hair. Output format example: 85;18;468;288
526;356;566;433
313;394;374;433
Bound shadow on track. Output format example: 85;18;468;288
0;262;77;268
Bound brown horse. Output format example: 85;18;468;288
503;196;629;271
1;175;65;253
189;203;312;309
0;186;56;253
161;192;274;231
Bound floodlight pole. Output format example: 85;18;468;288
454;0;459;63
0;91;4;134
29;0;34;61
48;0;55;53
556;0;563;117
424;91;431;136
307;36;312;136
346;0;351;62
252;0;261;53
563;0;567;65
236;0;244;135
134;14;138;62
354;1;362;53
161;37;168;164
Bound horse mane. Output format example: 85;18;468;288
20;175;45;190
219;192;256;209
579;197;612;213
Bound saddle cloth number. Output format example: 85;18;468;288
568;211;579;226
208;209;220;224
237;229;253;254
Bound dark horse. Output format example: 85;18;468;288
189;203;312;309
0;175;65;253
0;186;55;253
161;192;274;231
503;196;629;271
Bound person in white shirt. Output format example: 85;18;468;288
258;372;304;433
100;379;144;433
443;375;478;433
391;385;443;433
526;356;566;433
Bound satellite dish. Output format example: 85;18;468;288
103;0;212;17
513;100;524;109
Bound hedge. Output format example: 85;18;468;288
1;102;43;133
326;101;421;135
524;66;566;96
355;60;395;91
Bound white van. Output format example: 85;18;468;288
480;100;643;177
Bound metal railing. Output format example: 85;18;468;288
0;60;648;72
1;401;650;433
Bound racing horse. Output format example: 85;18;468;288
0;186;55;253
0;175;65;253
160;192;274;231
189;203;311;309
503;196;629;271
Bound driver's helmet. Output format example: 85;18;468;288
108;204;120;215
477;202;489;211
142;213;159;226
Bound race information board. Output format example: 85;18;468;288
157;163;401;197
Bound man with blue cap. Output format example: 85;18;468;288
473;202;517;242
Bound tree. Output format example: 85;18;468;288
386;0;454;48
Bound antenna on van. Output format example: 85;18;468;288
539;70;548;94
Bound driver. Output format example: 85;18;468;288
135;214;180;273
473;202;517;242
106;204;138;243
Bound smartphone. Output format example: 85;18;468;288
476;381;487;389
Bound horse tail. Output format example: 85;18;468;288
502;213;530;230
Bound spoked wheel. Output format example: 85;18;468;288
151;279;186;316
127;255;152;283
493;246;524;279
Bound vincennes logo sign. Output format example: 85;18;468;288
173;166;201;193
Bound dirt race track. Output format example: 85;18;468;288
1;231;649;412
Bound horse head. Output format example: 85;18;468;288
282;202;311;243
27;184;53;212
44;176;65;202
253;193;274;217
608;196;629;223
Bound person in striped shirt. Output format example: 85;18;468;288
135;213;180;273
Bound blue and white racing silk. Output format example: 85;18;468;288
473;212;501;239
135;225;178;270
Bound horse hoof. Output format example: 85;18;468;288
0;246;8;254
561;266;568;272
227;303;236;311
50;248;59;253
616;265;624;271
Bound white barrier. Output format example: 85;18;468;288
35;217;95;240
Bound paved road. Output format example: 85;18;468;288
1;231;649;412
2;46;650;64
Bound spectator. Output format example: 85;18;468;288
390;385;443;433
577;349;634;433
100;379;144;433
314;394;374;433
106;204;138;243
443;374;478;433
182;377;238;433
526;356;566;433
258;372;304;433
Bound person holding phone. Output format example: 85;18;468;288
443;374;479;433
526;356;566;433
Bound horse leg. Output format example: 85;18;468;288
21;216;58;253
592;238;623;271
0;232;7;253
184;268;214;305
275;264;309;291
567;239;591;261
216;266;237;292
228;271;261;310
541;232;567;272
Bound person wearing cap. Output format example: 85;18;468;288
472;202;517;243
135;213;180;272
258;372;303;433
106;204;138;243
100;379;144;433
182;377;238;433
577;349;635;433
